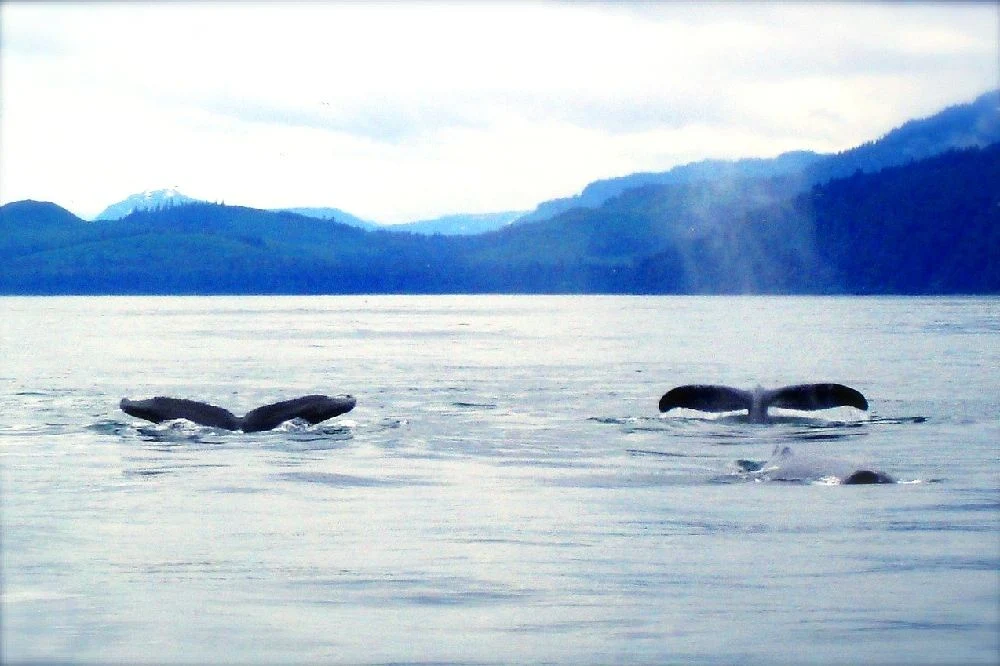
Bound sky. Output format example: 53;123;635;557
1;2;997;224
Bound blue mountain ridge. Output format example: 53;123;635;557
89;90;998;235
516;89;1000;224
2;142;996;294
2;90;997;295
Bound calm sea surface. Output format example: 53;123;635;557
2;295;998;664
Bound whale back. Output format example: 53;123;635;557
756;446;894;484
842;470;895;485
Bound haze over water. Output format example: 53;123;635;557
2;295;998;664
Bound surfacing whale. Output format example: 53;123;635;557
659;383;868;423
120;394;356;432
738;446;894;485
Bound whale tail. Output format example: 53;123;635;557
658;385;752;413
240;394;356;432
120;397;241;430
120;394;356;432
763;383;868;412
659;383;867;420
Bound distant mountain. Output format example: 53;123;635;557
516;150;822;224
390;211;526;235
2;202;526;294
516;89;1000;225
83;90;1000;237
0;199;86;259
94;188;202;220
1;143;997;294
469;144;999;294
801;89;1000;185
99;194;519;236
1;199;81;228
277;208;525;235
4;91;997;295
271;207;379;231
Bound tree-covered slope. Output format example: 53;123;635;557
477;144;999;294
1;144;997;294
808;146;1000;293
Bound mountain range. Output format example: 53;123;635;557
2;90;998;295
97;195;525;237
517;89;1000;223
90;90;999;236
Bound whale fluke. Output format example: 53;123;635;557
766;383;868;412
120;397;241;430
658;385;752;414
240;395;356;432
120;394;356;432
659;383;868;422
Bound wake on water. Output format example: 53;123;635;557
623;411;930;485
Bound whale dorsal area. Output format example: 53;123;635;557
843;470;894;484
658;385;752;413
120;394;356;432
755;446;894;484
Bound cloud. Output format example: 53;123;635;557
1;1;996;222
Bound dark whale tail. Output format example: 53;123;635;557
120;395;356;432
119;397;241;430
240;395;356;432
659;383;867;422
658;385;752;413
765;383;868;412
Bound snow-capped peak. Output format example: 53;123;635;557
94;188;201;221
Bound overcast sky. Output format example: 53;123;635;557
1;2;997;223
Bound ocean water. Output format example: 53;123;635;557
1;295;997;665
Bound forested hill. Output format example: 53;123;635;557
1;144;998;294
